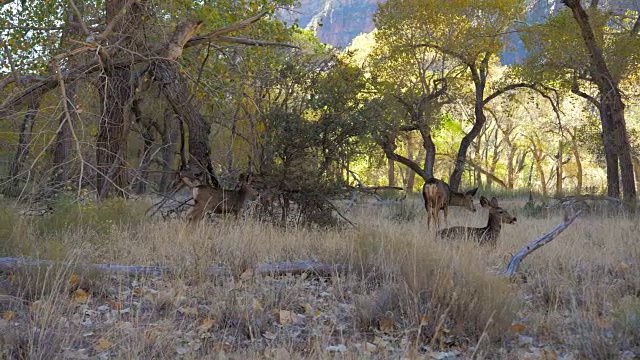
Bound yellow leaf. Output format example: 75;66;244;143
73;289;89;303
3;311;16;321
252;299;263;312
379;318;395;333
68;273;80;286
94;338;111;351
510;323;526;333
109;300;124;310
303;303;313;315
197;317;215;332
596;317;612;329
419;315;429;326
177;305;198;317
278;310;297;325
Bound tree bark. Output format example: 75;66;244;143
51;83;75;185
449;59;489;191
405;133;416;192
530;137;547;196
158;108;179;193
555;141;563;197
387;158;395;187
95;0;145;199
8;98;40;191
569;129;583;194
563;0;636;205
148;20;217;187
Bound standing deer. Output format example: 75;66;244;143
437;196;517;247
179;172;258;223
422;178;478;228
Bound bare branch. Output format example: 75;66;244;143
185;11;270;48
503;211;581;276
217;36;300;49
68;0;91;37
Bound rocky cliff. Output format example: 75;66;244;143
280;0;383;48
281;0;637;61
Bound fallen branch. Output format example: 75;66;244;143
0;258;346;278
503;211;581;276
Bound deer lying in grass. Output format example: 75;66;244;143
437;196;517;247
180;172;258;223
422;178;478;228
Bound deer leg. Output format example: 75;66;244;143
443;206;449;227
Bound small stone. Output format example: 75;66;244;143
326;345;347;352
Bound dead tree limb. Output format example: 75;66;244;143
503;211;581;276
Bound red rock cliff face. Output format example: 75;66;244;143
281;0;383;48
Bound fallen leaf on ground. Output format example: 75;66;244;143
2;311;16;321
510;323;527;333
73;289;89;303
69;273;80;286
379;318;395;333
279;310;297;325
94;338;111;351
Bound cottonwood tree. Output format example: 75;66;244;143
373;0;544;191
0;0;297;200
519;1;640;204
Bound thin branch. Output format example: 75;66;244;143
217;36;300;49
68;0;91;37
185;11;270;48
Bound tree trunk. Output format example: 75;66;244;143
449;62;488;191
530;138;547;196
555;141;563;197
563;0;636;204
96;0;144;199
96;65;133;199
419;128;435;179
131;100;155;194
8;98;40;191
51;83;75;185
387;158;395;187
570;130;583;194
405;133;416;192
159;108;179;193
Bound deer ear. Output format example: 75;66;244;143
480;196;489;207
466;187;478;196
490;197;499;207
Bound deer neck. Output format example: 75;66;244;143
448;192;465;205
481;214;502;241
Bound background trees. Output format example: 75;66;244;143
0;0;639;215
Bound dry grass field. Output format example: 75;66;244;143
0;196;639;359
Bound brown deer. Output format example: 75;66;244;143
437;196;517;247
179;172;258;223
422;178;478;228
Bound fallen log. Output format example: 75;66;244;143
503;211;581;276
0;258;346;278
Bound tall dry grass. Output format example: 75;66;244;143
0;197;638;358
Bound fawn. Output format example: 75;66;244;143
422;178;478;228
179;172;258;223
437;196;516;246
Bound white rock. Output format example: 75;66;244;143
326;345;347;352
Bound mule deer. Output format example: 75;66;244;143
422;178;478;228
179;172;258;223
437;196;517;247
